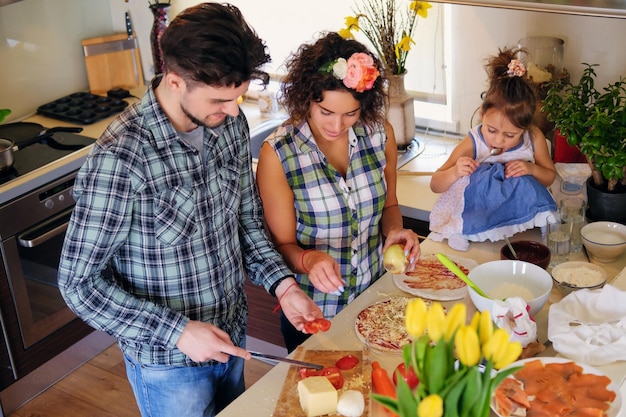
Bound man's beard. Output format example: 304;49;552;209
181;105;210;128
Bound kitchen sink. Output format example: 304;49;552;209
250;116;288;161
249;116;425;170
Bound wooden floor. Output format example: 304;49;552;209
7;344;275;417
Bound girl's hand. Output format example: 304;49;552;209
504;160;532;178
302;250;345;294
455;156;478;178
383;228;421;272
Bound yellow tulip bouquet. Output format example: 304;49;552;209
372;299;523;417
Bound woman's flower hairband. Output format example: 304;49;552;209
320;52;380;93
507;59;526;77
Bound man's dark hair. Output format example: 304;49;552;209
160;2;271;88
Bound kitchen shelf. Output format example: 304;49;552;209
431;0;626;19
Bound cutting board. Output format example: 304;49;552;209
81;33;144;95
273;348;371;417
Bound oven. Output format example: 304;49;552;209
1;173;80;348
0;122;97;397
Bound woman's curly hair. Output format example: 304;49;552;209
280;32;387;126
481;47;537;130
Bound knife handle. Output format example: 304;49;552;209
125;12;133;39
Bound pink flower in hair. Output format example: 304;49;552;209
322;52;380;93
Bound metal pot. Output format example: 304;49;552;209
0;138;16;170
0;126;83;171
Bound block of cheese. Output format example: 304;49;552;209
297;376;338;417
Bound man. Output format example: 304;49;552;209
57;3;321;416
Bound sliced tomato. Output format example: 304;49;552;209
318;366;344;390
303;318;332;334
335;354;359;370
298;368;320;379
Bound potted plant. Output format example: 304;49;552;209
0;109;10;123
542;63;626;223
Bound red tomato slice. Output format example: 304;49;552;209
335;354;359;370
318;366;344;390
298;368;320;379
303;318;332;334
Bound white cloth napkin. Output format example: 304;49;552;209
548;284;626;366
492;297;537;347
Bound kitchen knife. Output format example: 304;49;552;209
249;351;324;370
125;12;140;85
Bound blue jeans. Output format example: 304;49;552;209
123;353;245;417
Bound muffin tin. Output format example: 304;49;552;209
37;92;128;125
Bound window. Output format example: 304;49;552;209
226;0;451;131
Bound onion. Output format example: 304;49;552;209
383;244;408;274
336;390;365;417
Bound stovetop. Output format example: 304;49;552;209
0;122;96;205
0;122;95;186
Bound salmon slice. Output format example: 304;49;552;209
530;397;573;416
585;385;617;403
544;361;583;379
567;388;612;411
564;407;604;417
568;372;612;388
495;377;531;416
494;388;517;417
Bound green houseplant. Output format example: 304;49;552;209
0;109;10;123
542;63;626;222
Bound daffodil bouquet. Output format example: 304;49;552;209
372;300;523;417
339;0;432;75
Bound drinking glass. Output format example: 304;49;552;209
547;216;571;267
559;197;586;252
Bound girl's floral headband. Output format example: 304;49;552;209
320;52;380;93
507;59;526;77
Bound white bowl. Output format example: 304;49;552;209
581;221;626;263
467;260;552;317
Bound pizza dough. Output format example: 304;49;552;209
393;254;478;301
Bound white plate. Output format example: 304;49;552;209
491;357;622;417
392;254;479;301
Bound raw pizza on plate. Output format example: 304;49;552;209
354;297;433;353
393;254;478;301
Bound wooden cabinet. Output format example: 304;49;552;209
244;281;285;348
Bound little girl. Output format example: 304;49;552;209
429;47;557;251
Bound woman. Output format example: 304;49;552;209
256;32;421;352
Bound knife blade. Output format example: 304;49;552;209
249;351;324;370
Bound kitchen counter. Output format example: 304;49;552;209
217;228;626;417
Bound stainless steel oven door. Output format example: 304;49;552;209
1;207;77;348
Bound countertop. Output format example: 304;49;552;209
217;229;626;417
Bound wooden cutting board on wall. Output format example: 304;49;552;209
81;33;144;95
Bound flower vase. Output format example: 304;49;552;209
150;3;170;75
386;72;415;148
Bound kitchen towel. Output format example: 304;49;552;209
548;284;626;366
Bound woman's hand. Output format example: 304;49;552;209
302;250;345;294
383;228;421;272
